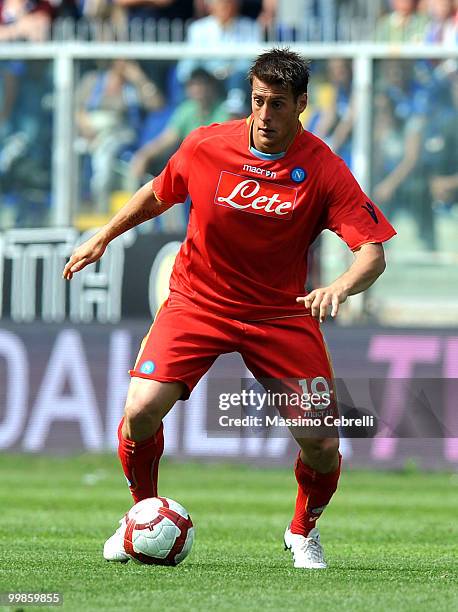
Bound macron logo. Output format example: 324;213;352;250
243;164;277;179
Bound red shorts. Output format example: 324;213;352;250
130;294;335;406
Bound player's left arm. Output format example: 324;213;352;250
297;242;386;323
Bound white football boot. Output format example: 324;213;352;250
284;526;327;569
103;518;130;563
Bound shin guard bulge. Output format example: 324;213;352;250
290;451;342;536
117;417;164;504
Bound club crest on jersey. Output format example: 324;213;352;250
215;171;297;220
290;167;307;183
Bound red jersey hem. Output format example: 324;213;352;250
350;230;397;251
169;287;310;322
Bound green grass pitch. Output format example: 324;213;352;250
0;454;457;612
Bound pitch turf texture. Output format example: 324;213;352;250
0;456;456;612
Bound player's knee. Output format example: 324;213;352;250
123;395;163;437
124;401;150;427
300;437;339;471
318;437;340;457
122;379;183;441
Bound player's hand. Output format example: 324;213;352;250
62;232;108;280
297;284;349;323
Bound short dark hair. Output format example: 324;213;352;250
248;48;310;100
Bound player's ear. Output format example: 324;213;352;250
297;93;308;114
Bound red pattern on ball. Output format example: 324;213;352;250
123;499;193;566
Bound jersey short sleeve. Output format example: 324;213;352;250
152;129;201;205
325;157;396;250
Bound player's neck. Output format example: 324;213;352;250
250;120;300;156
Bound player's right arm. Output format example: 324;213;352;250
62;180;171;280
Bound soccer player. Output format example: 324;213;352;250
63;48;396;569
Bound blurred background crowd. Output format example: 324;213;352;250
0;0;457;258
1;0;456;42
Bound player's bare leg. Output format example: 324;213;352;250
284;436;341;569
104;378;185;562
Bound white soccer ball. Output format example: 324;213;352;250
122;497;194;566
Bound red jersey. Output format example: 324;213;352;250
152;117;396;320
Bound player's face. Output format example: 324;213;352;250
251;77;307;154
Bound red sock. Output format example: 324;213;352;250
117;417;164;504
290;451;342;536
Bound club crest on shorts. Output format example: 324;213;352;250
140;360;155;374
